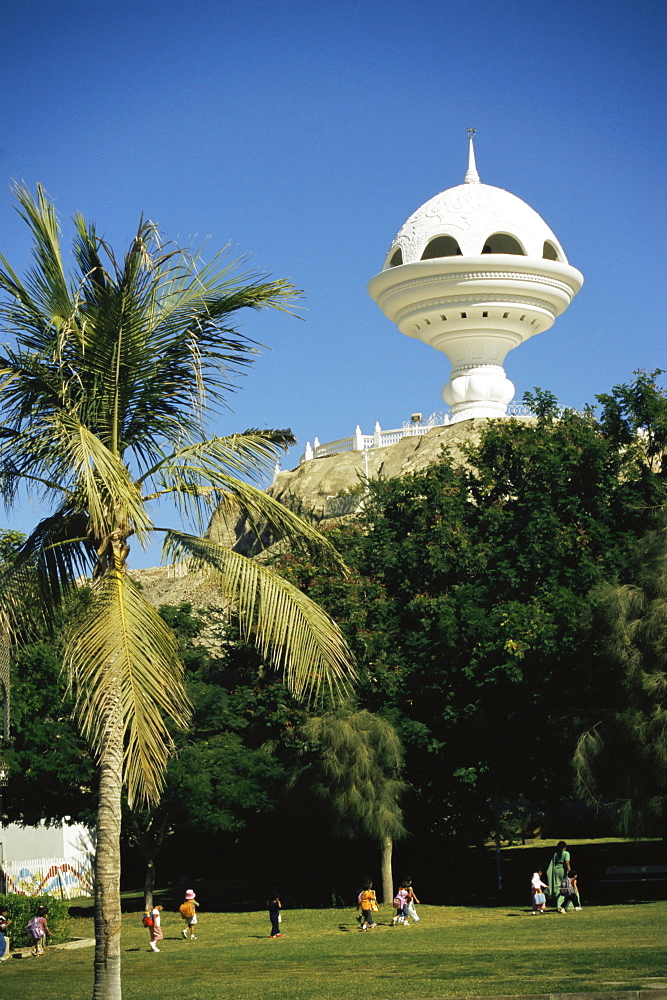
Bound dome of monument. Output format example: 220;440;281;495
383;143;567;268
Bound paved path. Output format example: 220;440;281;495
7;937;95;959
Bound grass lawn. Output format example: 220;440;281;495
2;900;665;999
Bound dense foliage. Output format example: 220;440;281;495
0;893;71;948
575;519;667;835
124;603;298;902
275;374;667;844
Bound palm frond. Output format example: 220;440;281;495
129;253;299;434
1;190;303;485
71;213;111;306
0;183;77;350
163;532;355;702
65;567;191;806
52;412;153;545
152;446;346;566
142;430;306;535
141;429;295;488
13;505;96;610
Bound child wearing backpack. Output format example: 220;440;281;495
26;904;51;956
179;889;199;940
392;883;410;925
147;904;163;952
558;871;582;912
356;880;378;931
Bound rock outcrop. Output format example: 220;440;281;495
129;564;225;611
134;417;519;603
206;417;515;551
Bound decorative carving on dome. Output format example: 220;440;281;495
388;183;565;264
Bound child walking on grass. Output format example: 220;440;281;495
392;883;410;925
148;904;163;952
27;904;51;956
405;879;421;922
268;892;282;937
179;889;199;940
531;871;548;914
558;871;582;912
357;880;378;930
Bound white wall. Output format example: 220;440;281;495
0;819;94;865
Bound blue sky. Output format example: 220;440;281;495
1;0;664;566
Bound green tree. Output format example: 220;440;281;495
7;628;97;827
573;372;667;835
0;529;25;562
0;185;354;999
0;530;95;826
596;368;667;479
126;603;288;908
574;520;667;835
298;709;406;904
278;380;667;854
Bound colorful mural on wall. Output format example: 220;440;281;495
1;856;93;897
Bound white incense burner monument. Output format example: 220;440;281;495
368;134;583;422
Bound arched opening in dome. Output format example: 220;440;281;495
388;247;403;267
481;233;525;255
421;235;462;260
543;241;561;261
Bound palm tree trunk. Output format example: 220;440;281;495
381;834;394;906
93;714;123;1000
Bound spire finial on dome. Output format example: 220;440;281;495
465;127;480;184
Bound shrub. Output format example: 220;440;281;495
0;894;71;949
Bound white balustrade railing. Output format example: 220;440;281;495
309;435;367;459
300;413;452;463
506;402;536;417
299;405;543;464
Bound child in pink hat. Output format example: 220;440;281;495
179;889;200;940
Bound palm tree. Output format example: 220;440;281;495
0;184;355;1000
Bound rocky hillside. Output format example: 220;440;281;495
206;417;512;551
135;417;517;603
129;564;226;612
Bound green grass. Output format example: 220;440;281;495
4;900;666;999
